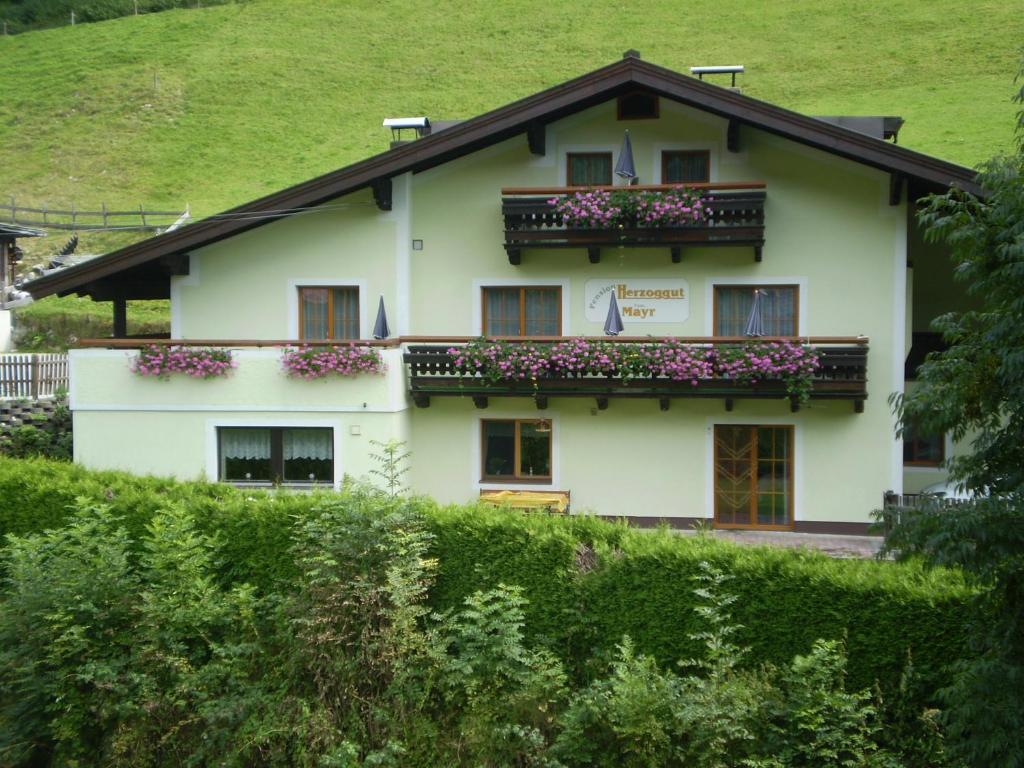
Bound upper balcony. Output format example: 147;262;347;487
501;182;766;265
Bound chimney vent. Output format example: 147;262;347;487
383;117;431;148
690;65;744;91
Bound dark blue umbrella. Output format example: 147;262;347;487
604;292;625;336
372;296;391;339
614;130;637;184
743;289;765;337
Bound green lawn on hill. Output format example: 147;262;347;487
1;0;1021;342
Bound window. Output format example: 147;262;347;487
714;425;793;528
617;91;659;120
481;419;552;482
714;285;799;336
299;286;359;340
662;150;710;183
567;152;613;186
218;427;333;485
482;286;561;336
903;424;945;467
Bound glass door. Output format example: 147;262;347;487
714;425;793;529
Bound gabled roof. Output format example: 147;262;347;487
24;53;982;300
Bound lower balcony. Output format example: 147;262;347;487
405;337;868;413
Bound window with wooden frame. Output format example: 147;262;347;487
617;91;659;120
298;286;359;340
903;424;945;467
661;150;710;183
218;427;333;485
567;152;613;186
714;425;793;529
482;286;561;336
713;285;799;336
481;419;552;482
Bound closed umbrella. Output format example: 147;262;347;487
614;130;638;184
743;289;765;337
372;296;391;339
604;292;625;336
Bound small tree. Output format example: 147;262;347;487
368;439;411;497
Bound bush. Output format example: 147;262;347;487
0;475;966;766
0;399;72;461
0;459;975;694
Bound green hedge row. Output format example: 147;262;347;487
0;458;976;692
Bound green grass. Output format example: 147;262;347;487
0;0;1021;338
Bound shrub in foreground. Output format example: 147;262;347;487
0;497;937;766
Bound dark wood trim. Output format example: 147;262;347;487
503;181;763;194
889;173;904;206
25;56;981;301
712;284;800;336
371;177;392;211
157;253;190;276
727;119;740;152
112;298;127;338
616;90;660;120
526;121;546;155
660;149;711;183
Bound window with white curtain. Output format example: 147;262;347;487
218;427;333;484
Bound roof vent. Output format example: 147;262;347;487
690;65;744;91
383;117;431;148
813;116;905;143
623;49;641;59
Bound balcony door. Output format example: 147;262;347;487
714;425;793;529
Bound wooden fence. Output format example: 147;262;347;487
0;354;69;399
3;198;186;232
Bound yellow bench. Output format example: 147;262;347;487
479;489;570;514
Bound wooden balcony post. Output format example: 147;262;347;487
113;298;128;338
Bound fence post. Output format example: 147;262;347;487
139;203;147;228
30;354;39;399
8;196;14;224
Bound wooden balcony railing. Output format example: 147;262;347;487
404;337;867;412
501;183;766;265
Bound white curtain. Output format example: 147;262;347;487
283;429;333;461
221;428;271;460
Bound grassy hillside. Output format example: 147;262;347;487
0;0;1021;339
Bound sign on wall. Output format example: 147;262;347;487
584;279;690;324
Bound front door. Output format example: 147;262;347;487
714;425;793;529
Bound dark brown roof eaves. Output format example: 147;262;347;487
24;57;981;299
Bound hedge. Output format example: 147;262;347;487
0;457;977;692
